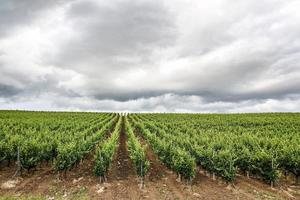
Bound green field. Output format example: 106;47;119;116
0;111;299;199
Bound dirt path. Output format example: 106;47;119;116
136;130;188;199
233;175;299;200
0;152;99;198
93;116;145;199
109;117;135;181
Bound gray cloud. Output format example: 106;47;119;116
0;0;300;112
0;84;21;97
46;0;176;71
0;0;70;37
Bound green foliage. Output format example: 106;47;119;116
172;147;196;180
93;117;121;177
130;112;300;184
19;139;42;170
0;140;9;163
278;143;300;178
132;118;196;180
54;115;117;171
54;142;78;171
0;111;116;171
1;111;299;185
251;150;279;183
125;117;150;177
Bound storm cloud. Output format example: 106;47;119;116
0;0;300;112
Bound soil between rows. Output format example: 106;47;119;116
108;117;135;181
96;116;142;199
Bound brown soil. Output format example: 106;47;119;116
90;116;144;199
108;117;135;181
1;118;299;199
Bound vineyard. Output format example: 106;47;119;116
0;111;300;199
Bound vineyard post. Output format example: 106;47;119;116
206;170;210;177
100;153;102;183
140;159;144;189
284;171;288;180
271;155;275;188
13;146;21;177
100;152;104;183
56;171;60;181
212;150;216;180
64;168;67;178
177;173;182;182
189;176;193;187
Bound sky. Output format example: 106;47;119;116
0;0;300;113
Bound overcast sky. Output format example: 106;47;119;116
0;0;300;112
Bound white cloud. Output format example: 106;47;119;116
0;0;300;112
1;93;299;113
